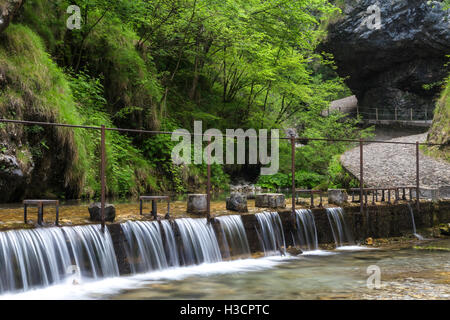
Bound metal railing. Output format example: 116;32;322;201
327;106;434;122
0;118;445;230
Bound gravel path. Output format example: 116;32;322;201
340;133;450;188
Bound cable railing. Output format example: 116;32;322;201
326;106;434;122
0;118;446;230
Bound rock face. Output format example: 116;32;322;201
226;193;248;212
322;0;450;119
0;153;29;202
187;194;207;214
328;189;349;205
255;193;286;209
0;0;25;34
88;202;116;222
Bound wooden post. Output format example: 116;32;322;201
376;108;378;121
395;107;397;121
410;108;413;121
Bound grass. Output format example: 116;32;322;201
424;78;450;162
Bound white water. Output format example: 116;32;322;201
407;203;424;240
1;255;295;300
326;208;355;247
174;218;222;265
255;212;286;256
0;225;118;294
216;215;251;258
294;209;319;251
121;220;175;273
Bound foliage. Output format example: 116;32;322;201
0;0;380;198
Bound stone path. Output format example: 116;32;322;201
340;133;450;188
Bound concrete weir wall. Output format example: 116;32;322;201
106;200;450;275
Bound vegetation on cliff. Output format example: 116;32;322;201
426;74;450;162
0;0;396;201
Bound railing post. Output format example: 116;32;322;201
360;139;364;214
425;107;427;120
376;108;378;121
100;125;106;232
291;136;296;215
416;141;420;215
395;107;397;121
410;108;413;121
357;106;359;118
207;146;211;220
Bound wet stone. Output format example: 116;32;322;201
187;194;207;214
88;202;116;222
226;193;248;212
255;193;285;208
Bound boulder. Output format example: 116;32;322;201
286;246;303;256
255;193;286;209
440;223;450;236
226;193;248;212
321;0;450;118
88;202;116;222
187;194;207;214
328;189;349;205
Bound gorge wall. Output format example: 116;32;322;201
322;0;450;120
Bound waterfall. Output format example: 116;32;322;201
407;203;424;240
326;208;354;247
294;209;318;251
216;215;251;259
0;225;118;294
121;220;176;273
175;218;222;265
255;212;286;256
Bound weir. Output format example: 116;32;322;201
0;200;449;295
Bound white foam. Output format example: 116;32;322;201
335;245;377;251
301;250;337;256
0;256;294;300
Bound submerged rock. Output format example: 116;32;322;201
286;246;303;255
88;202;116;222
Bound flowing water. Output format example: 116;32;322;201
0;209;448;299
0;225;118;294
407;203;424;240
174;218;222;265
4;239;448;300
255;212;286;256
326;208;355;248
216;215;250;259
294;209;319;251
